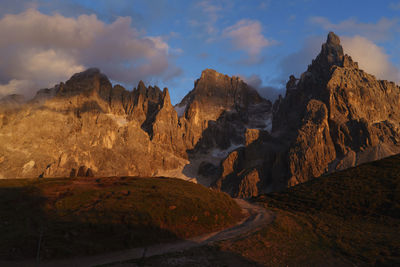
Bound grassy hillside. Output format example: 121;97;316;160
219;155;400;266
0;176;243;261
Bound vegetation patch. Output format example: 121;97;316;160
0;176;243;261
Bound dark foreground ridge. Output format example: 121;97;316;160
63;154;399;266
220;154;400;266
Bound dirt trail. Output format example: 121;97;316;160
5;199;274;267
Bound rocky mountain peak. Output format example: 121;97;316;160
56;68;112;98
268;31;400;191
133;81;162;103
308;32;345;79
181;69;266;112
161;87;172;108
326;31;341;46
137;80;147;92
66;68;110;87
199;68;230;80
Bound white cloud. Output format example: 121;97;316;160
0;79;35;97
0;9;181;98
223;19;274;64
309;16;398;42
342;36;400;83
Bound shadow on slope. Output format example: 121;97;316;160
114;245;264;267
0;177;243;262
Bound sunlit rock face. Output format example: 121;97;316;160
214;32;400;195
0;68;188;179
0;67;272;183
2;32;400;197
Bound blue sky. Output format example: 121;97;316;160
0;0;399;104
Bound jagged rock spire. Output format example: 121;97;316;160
161;87;172;108
327;31;341;45
316;32;344;66
137;80;147;94
306;32;345;81
322;31;344;66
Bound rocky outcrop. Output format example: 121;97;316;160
0;68;187;179
214;32;400;193
287;99;336;186
237;169;260;198
175;69;272;187
281;32;400;187
177;69;271;151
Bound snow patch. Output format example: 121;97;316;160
211;144;243;158
174;104;187;117
22;160;35;174
246;109;273;133
263;114;273;132
106;114;128;127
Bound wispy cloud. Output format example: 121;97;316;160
223;19;275;64
189;0;224;41
309;16;398;42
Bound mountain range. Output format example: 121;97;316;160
1;32;400;197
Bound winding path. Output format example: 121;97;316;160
5;199;274;267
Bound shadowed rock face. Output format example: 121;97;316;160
213;32;400;195
279;32;400;187
177;69;271;151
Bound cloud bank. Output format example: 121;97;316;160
0;9;181;97
341;36;400;83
